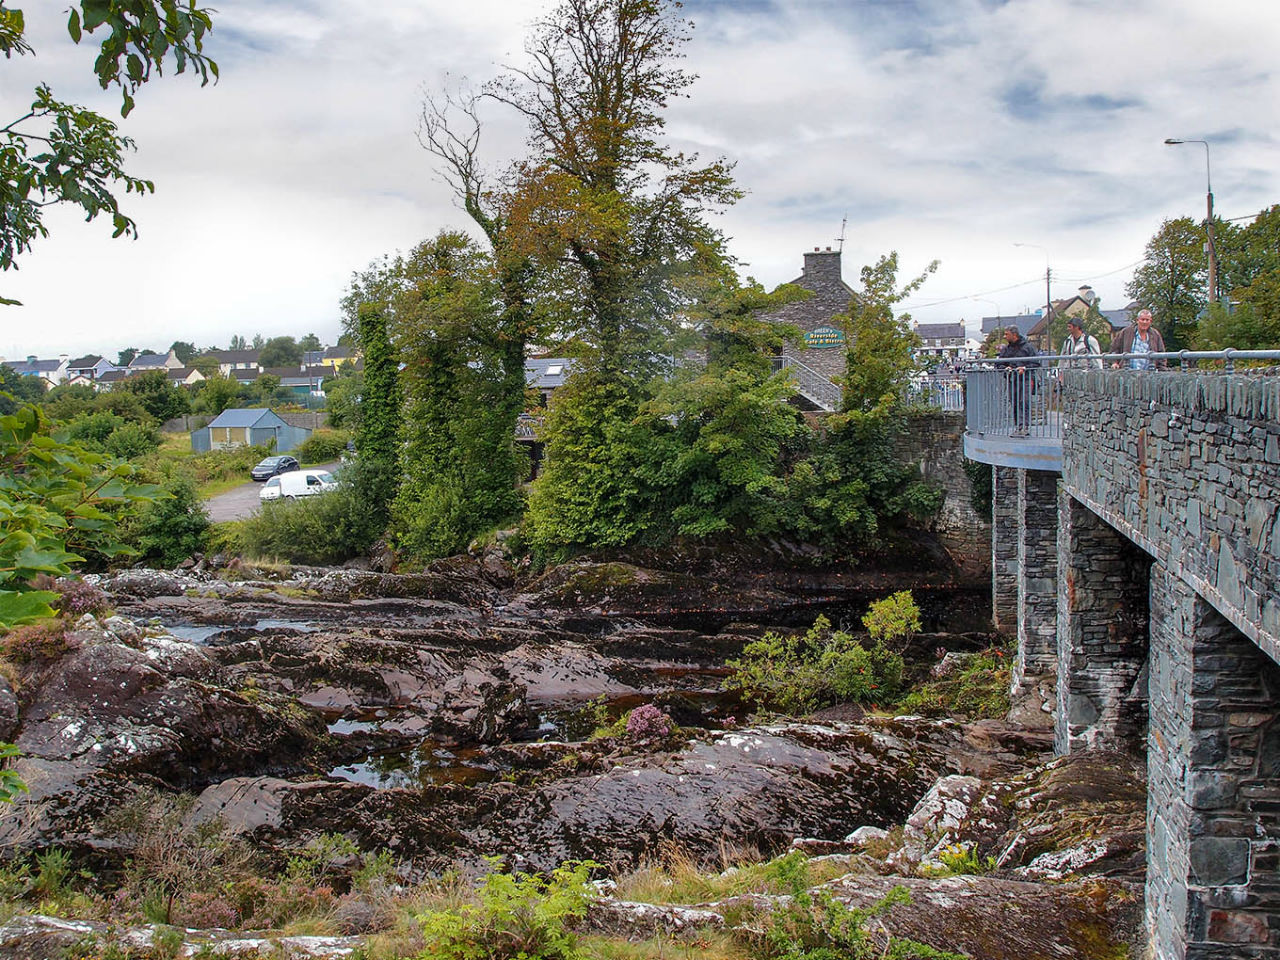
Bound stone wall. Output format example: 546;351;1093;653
1061;368;1280;662
1014;470;1058;690
893;411;991;582
761;248;853;382
1055;490;1151;754
1147;563;1280;959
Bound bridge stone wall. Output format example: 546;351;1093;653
893;411;991;581
1060;368;1280;661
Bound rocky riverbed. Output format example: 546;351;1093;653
0;554;1146;958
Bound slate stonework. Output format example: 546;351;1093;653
893;411;991;580
760;248;854;383
1014;469;1058;692
992;466;1019;631
1059;367;1280;660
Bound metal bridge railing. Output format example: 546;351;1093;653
963;350;1280;440
906;374;965;411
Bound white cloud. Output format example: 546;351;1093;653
2;0;1278;358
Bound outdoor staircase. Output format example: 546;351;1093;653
773;355;841;412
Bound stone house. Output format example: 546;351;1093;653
913;322;966;359
756;247;854;386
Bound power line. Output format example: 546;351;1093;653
905;257;1149;311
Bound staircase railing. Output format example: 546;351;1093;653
772;355;841;412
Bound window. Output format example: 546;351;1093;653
306;475;321;487
545;364;562;376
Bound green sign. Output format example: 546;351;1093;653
804;326;845;348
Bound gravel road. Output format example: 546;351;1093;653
203;462;341;524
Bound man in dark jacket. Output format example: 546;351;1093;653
997;325;1039;435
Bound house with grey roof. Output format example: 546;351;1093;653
128;349;182;371
525;357;574;402
204;349;262;378
191;407;310;454
6;355;68;389
913;322;966;358
66;355;121;383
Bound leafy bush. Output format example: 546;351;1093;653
131;479;210;568
236;483;380;565
416;860;597;960
896;645;1012;720
0;742;27;804
294;429;349;465
862;590;922;647
924;844;997;878
66;411;125;449
103;421;162;460
750;884;963;960
724;615;904;715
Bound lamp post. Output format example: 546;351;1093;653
1164;138;1217;305
1014;243;1053;342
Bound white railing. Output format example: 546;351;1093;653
772;355;841;412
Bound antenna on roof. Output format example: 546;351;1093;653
836;216;847;253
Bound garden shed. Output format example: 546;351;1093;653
191;408;311;454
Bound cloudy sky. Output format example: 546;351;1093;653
3;0;1278;360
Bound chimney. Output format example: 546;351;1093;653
802;246;842;282
1078;285;1097;304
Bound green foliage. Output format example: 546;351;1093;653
0;742;28;804
2;1;217;302
258;335;302;369
387;232;528;561
861;591;921;646
524;373;659;560
1196;274;1280;350
322;369;363;430
896;644;1012;720
1044;302;1113;354
1125;216;1207;353
0;364;46;413
130;478;208;567
104;420;161;459
191;373;240;416
236;483;379;565
119;370;190;422
842;252;936;412
922;844;997;878
354;302;400;534
724;615;904;715
751;885;962;960
0;403;159;626
415;860;597;960
294;429;349;465
33;849;72;899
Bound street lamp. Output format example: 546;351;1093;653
1164;138;1217;305
1013;243;1053;337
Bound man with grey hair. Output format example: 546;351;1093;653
1111;309;1167;370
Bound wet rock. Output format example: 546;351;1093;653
0;914;364;959
102;569;201;599
889;775;984;870
15;642;328;787
510;561;800;622
470;719;964;872
819;874;1143;960
0;758;160;852
0;679;17;742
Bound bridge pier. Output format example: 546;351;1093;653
1013;469;1058;695
1147;563;1280;959
1055;491;1152;754
991;465;1019;631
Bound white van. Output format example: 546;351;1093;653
259;469;338;501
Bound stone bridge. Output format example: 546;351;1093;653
965;362;1280;960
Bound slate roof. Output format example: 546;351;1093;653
128;352;169;368
915;322;964;340
9;358;63;374
206;408;286;429
323;345;354;360
67;355;102;368
525;357;573;390
97;370;132;383
982;313;1041;336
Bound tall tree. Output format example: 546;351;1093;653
389;232;527;559
169;340;196;364
117;346;140;366
299;333;322;352
228;334;247;351
1;2;216;304
353;303;400;531
1125;217;1207;352
258;336;302;368
487;0;741;379
841;253;935;412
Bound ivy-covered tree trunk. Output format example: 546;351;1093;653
354;302;401;532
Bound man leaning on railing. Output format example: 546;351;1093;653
1110;309;1167;370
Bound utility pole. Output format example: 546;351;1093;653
1165;138;1217;305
